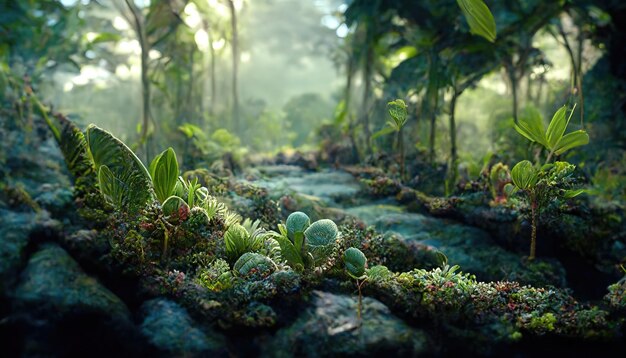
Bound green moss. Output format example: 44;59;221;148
526;312;556;333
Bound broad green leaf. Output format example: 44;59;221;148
344;247;367;280
546;105;576;149
150;148;179;203
511;160;538;190
387;99;408;129
149;151;163;178
87;125;154;213
545;106;567;149
371;125;396;141
515;106;547;146
98;165;122;206
457;0;497;43
553;130;589;155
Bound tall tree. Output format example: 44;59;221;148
227;0;240;132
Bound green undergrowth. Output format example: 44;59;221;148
41;115;626;345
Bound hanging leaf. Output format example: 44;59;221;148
457;0;497;43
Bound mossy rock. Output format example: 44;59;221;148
263;290;430;357
11;244;138;355
140;298;227;356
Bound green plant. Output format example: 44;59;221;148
510;160;585;260
233;252;277;280
273;212;339;272
508;104;589;260
489;163;511;204
514;104;589;164
344;247;368;324
149;147;179;203
196;258;233;292
371;99;409;181
224;223;264;264
87;124;154;214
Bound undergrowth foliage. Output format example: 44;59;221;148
40;115;624;345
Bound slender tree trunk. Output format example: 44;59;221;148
511;72;518;124
428;90;438;164
345;56;360;163
186;46;195;122
398;127;404;181
125;0;151;159
361;43;373;155
208;26;217;116
536;77;544;104
529;196;537;260
449;90;458;189
227;0;240;132
576;26;584;127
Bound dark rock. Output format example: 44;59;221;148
140;298;227;357
263;290;430;357
34;185;74;218
10;244;139;356
0;210;36;295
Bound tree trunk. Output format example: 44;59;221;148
208;26;217;116
529;197;537;260
227;0;240;133
398;127;404;181
345;56;360;163
448;90;458;190
511;70;518;124
125;0;151;159
428;90;439;164
361;43;373;155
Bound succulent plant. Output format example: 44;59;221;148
304;219;339;266
233;252;276;280
285;211;310;247
344;247;367;280
224;223;263;263
343;247;368;324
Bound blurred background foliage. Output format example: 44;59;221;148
1;0;625;204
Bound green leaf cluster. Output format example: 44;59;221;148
515;105;589;156
224;224;264;264
273;212;339;272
